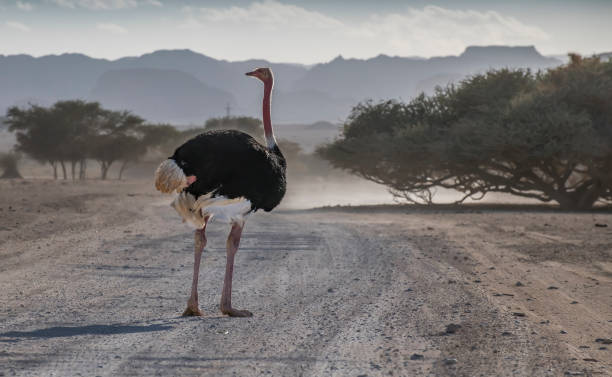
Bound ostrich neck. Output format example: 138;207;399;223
262;81;276;149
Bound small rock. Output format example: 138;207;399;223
512;312;526;317
410;354;424;361
560;330;568;334
501;331;512;336
595;338;612;344
570;301;578;304
547;286;559;290
445;324;462;334
327;288;334;293
564;372;584;376
493;293;514;297
473;279;481;283
583;358;598;362
515;281;524;287
443;358;457;365
594;223;608;228
599;347;607;350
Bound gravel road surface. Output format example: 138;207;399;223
1;180;609;376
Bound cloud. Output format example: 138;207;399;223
195;0;343;30
5;20;30;31
16;1;34;11
48;0;161;10
180;1;550;62
96;22;127;34
356;6;550;56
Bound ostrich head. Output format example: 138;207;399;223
245;68;273;84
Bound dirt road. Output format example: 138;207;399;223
0;180;610;376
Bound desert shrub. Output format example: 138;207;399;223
0;152;22;179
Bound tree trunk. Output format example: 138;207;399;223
555;184;602;210
71;161;76;181
51;161;58;180
100;162;110;180
118;161;128;180
60;161;67;180
79;160;86;180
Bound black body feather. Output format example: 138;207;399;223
171;130;286;212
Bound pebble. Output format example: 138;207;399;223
512;312;526;317
443;358;457;365
515;281;524;287
560;330;568;334
594;223;608;228
445;324;462;334
595;338;612;344
410;354;424;361
547;286;559;290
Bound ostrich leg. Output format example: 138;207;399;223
220;222;253;317
182;217;209;316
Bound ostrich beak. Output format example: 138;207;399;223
245;71;257;77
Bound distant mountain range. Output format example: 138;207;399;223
0;46;563;125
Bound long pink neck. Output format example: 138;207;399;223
262;80;276;149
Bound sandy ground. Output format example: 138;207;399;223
0;179;610;376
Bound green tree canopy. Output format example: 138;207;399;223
319;55;612;209
89;110;146;179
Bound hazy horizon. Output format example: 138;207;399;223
0;0;610;64
0;44;575;65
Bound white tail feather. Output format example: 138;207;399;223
172;192;251;227
154;159;187;193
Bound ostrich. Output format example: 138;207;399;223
154;68;286;317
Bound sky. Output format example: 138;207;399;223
0;0;610;64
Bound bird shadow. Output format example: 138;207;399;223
0;322;173;340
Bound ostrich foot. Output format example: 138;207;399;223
220;307;253;317
182;306;203;317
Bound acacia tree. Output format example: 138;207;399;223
139;123;182;158
6;100;104;179
90;110;145;180
7;101;166;180
53;101;103;180
7;104;67;179
319;56;612;209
